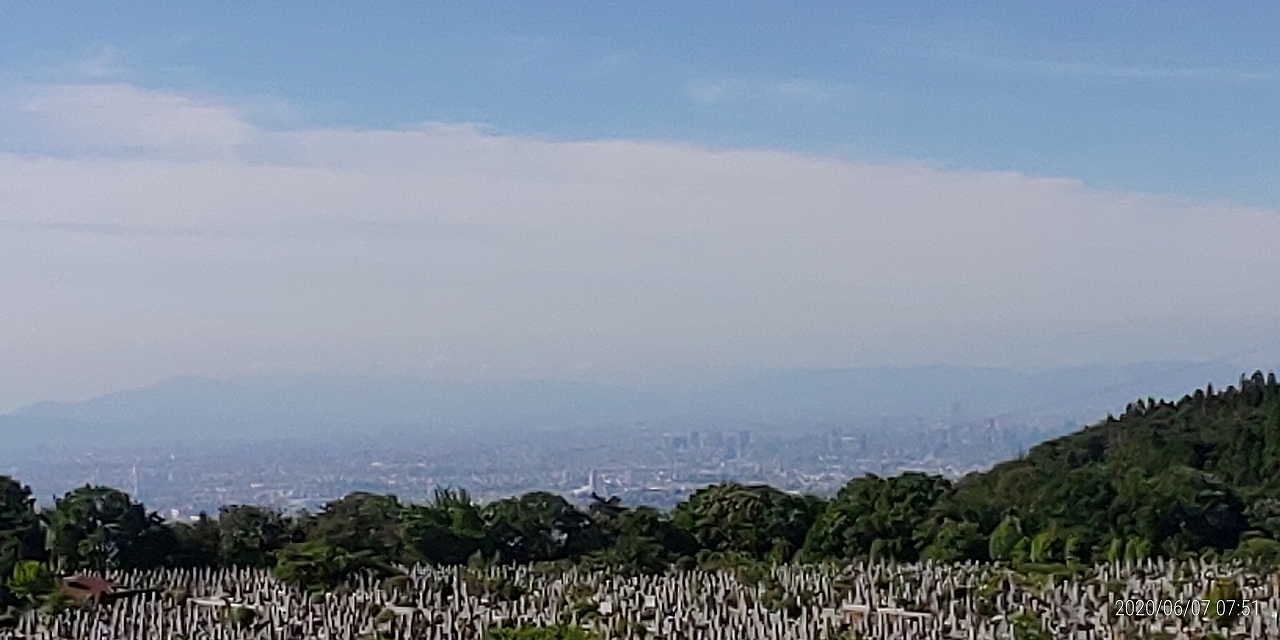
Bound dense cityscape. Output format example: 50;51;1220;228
0;412;1075;519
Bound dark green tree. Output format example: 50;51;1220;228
303;492;409;565
217;505;292;567
170;512;220;567
483;492;608;563
673;483;823;561
46;486;177;572
581;503;695;575
803;473;949;562
401;488;486;565
274;540;398;592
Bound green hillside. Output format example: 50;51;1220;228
919;370;1280;564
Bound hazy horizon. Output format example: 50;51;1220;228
2;360;1268;451
6;357;1277;413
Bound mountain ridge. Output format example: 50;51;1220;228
3;361;1256;448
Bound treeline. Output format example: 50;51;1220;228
4;372;1280;612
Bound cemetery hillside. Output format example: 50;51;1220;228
3;372;1280;639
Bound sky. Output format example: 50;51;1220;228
1;2;1278;409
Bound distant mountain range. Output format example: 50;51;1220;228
1;361;1261;448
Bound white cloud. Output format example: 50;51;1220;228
1;82;1278;406
5;83;252;158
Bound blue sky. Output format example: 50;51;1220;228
3;2;1277;206
1;3;1279;407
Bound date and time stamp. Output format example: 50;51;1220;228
1113;598;1269;619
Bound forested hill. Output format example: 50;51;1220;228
920;370;1280;563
